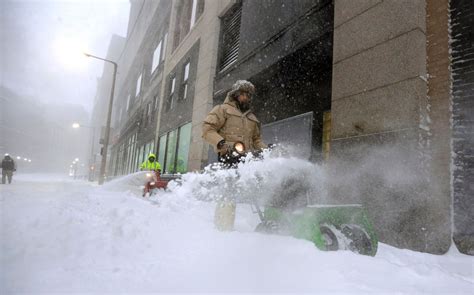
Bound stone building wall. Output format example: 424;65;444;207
330;0;452;253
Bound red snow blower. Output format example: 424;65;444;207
142;170;169;197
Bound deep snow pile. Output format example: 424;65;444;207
1;161;473;293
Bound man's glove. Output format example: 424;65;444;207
217;140;231;155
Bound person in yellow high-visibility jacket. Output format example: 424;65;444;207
140;153;162;171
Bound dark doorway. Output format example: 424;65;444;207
251;36;333;160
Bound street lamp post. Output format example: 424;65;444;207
84;52;117;185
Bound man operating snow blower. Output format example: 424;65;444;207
140;153;166;197
202;80;268;231
140;153;161;171
201;81;378;256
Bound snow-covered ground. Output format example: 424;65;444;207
1;167;473;294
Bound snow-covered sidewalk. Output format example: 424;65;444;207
1;173;473;294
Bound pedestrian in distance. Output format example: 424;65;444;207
1;154;16;184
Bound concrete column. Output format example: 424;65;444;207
187;0;233;171
425;0;452;253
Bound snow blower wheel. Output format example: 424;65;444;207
341;224;373;255
319;224;339;251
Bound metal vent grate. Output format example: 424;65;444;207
219;5;242;71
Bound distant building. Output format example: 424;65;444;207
92;0;472;255
1;87;89;173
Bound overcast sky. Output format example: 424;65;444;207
1;0;130;114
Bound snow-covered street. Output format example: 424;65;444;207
1;173;473;294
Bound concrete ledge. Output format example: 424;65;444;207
332;29;426;101
334;0;426;62
331;78;426;139
334;0;382;27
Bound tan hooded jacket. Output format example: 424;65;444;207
202;95;267;154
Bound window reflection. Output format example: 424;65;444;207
157;123;192;174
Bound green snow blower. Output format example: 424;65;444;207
254;203;378;256
223;141;378;256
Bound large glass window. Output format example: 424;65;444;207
144;142;150;157
165;130;177;173
146;102;152;124
158;123;192;174
173;0;205;51
152;40;162;73
154;94;159;110
120;144;125;175
126;94;131;111
138;145;144;167
176;123;191;173
190;0;198;30
127;137;133;173
162;33;168;61
116;145;121;175
136;74;142;97
131;134;137;172
166;76;176;111
145;140;154;156
158;134;166;169
170;76;176;94
135;138;141;170
181;61;190;100
184;62;190;81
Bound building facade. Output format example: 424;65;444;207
91;0;473;255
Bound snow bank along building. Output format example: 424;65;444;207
91;0;473;255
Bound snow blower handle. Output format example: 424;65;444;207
217;140;231;156
218;141;247;167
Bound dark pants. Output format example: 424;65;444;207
2;170;13;184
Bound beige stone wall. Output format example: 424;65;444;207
154;0;234;172
332;0;427;139
187;1;232;171
331;0;452;253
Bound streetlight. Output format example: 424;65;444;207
83;52;117;185
70;158;80;179
72;122;97;182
